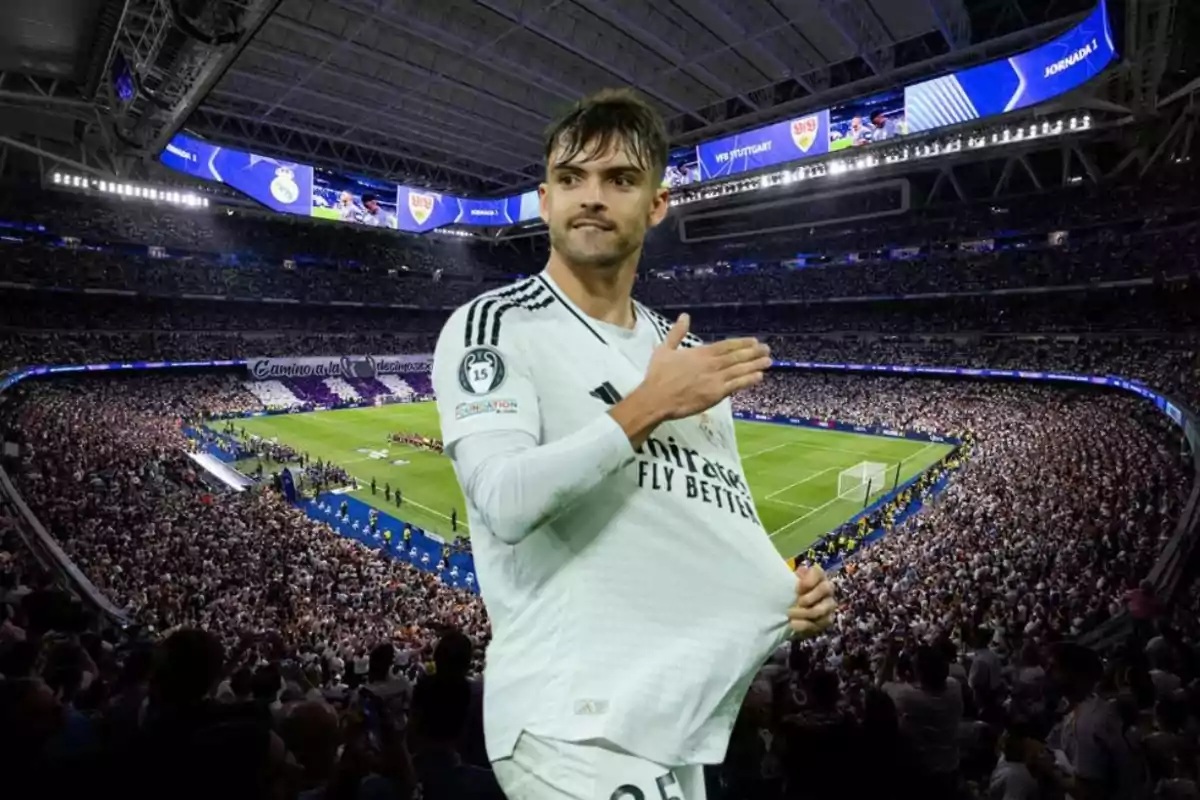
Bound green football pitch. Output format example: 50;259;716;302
232;404;953;559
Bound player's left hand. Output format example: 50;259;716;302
788;565;836;639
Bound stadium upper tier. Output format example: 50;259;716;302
4;159;1198;288
2;323;1196;415
1;184;1197;311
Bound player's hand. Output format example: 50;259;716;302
788;565;836;639
642;313;772;421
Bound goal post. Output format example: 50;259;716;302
837;461;889;504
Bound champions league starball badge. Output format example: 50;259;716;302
270;166;300;205
458;347;507;396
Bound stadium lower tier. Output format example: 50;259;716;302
2;369;1186;663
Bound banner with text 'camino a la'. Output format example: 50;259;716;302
246;355;433;381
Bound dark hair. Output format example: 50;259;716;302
433;630;472;675
807;669;840;709
1050;641;1102;687
250;662;282;701
915;644;950;690
368;643;395;682
152;629;225;706
362;193;378;204
544;88;668;182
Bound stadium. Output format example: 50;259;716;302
0;0;1198;797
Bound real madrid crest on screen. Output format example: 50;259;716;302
458;347;507;396
270;166;300;205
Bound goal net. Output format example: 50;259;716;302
837;461;889;503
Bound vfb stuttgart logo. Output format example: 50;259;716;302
790;115;820;153
408;192;435;225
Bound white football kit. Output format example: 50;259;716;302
432;272;796;782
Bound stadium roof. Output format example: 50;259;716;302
185;0;1098;193
2;0;1187;195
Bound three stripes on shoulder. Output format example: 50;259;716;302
462;278;553;348
637;302;703;349
462;276;705;350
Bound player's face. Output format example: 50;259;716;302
540;138;669;270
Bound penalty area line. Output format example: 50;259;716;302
764;466;839;500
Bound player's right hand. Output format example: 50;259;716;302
643;313;772;420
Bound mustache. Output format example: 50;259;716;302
568;214;615;230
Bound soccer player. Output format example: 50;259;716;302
432;88;836;800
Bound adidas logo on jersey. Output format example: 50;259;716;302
588;381;623;406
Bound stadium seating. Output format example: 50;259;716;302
1;167;1198;800
243;379;304;409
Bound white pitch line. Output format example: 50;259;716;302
768;494;851;539
765;466;839;500
349;474;470;531
741;442;794;459
763;499;816;511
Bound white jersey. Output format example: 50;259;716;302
432;271;795;766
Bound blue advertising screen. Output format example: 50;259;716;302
697;109;830;181
162;133;540;234
905;0;1115;131
160;133;313;216
691;1;1113;182
395;187;540;234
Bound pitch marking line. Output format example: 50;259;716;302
741;442;794;459
348;473;469;532
768;494;853;539
765;466;839;500
762;499;816;511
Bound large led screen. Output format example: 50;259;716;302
161;133;314;216
904;0;1115;131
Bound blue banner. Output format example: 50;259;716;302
697;109;831;182
732;410;960;445
161;133;314;216
395;187;540;234
688;2;1112;181
905;0;1115;131
161;132;540;234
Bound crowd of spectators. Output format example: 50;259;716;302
2;215;1194;309
2;162;1198;320
0;158;1198;799
1;362;1194;798
729;375;1193;798
1;374;497;797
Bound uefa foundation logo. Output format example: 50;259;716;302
458;347;506;395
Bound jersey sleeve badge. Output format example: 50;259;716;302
458;346;508;395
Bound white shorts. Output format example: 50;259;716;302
492;731;707;800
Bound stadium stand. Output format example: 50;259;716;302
3;168;1198;797
2;0;1199;794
